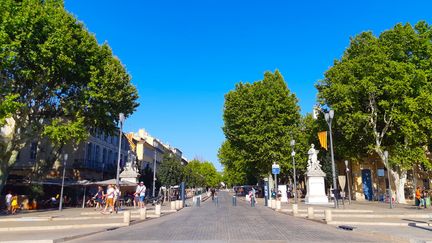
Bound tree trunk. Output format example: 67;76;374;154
390;169;407;204
0;118;27;194
0;149;19;194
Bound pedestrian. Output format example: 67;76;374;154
211;188;215;201
416;186;422;209
103;184;115;214
251;187;257;205
11;193;18;215
93;186;105;210
5;191;12;214
135;181;146;208
113;185;121;213
421;187;428;209
214;190;218;206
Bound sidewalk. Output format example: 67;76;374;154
245;195;432;243
0;197;195;242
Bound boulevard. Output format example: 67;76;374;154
71;191;379;243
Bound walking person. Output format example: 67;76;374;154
421;187;428;209
103;185;115;214
416;186;423;209
113;185;121;213
5;191;12;214
11;193;18;215
93;186;105;210
135;181;146;208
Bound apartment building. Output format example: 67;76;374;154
10;128;130;182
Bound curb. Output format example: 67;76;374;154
0;222;129;232
327;221;432;227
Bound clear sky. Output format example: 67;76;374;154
65;0;431;171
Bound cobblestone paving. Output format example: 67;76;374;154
73;192;385;243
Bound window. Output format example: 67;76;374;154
30;142;37;159
95;145;100;163
102;148;107;165
108;150;113;165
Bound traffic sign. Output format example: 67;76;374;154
272;163;280;175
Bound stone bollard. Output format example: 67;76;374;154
155;204;161;217
267;199;272;208
180;200;184;209
292;204;298;216
196;196;201;207
171;201;176;210
276;200;281;211
140;207;147;220
123;210;131;225
271;199;276;209
324;209;332;223
307;207;314;219
175;200;180;210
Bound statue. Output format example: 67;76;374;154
120;150;140;183
124;151;138;172
307;144;322;172
305;144;328;204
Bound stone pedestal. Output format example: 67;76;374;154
305;170;328;204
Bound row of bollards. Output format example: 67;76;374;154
291;204;332;223
123;204;164;225
263;202;333;224
171;200;184;210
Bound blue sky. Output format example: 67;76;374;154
65;0;431;171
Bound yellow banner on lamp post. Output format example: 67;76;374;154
318;131;327;150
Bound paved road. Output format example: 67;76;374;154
71;191;385;243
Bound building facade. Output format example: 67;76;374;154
127;129;187;174
10;128;130;183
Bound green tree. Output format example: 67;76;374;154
0;0;139;193
220;70;303;184
158;154;184;187
184;160;205;187
184;159;221;188
316;21;432;203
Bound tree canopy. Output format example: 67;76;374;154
220;70;306;185
184;160;221;188
0;0;139;192
316;21;432;202
157;154;184;187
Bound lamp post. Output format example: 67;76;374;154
344;160;351;204
116;113;125;188
384;151;393;209
152;140;157;198
290;139;298;204
324;109;338;208
59;153;68;211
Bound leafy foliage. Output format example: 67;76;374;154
316;21;432;202
0;0;139;192
220;70;305;184
183;159;221;188
157;154;184;187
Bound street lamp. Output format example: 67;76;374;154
344;160;351;204
116;113;125;188
324;109;338;208
384;151;393;209
152;140;157;197
59;153;68;211
290;139;298;204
